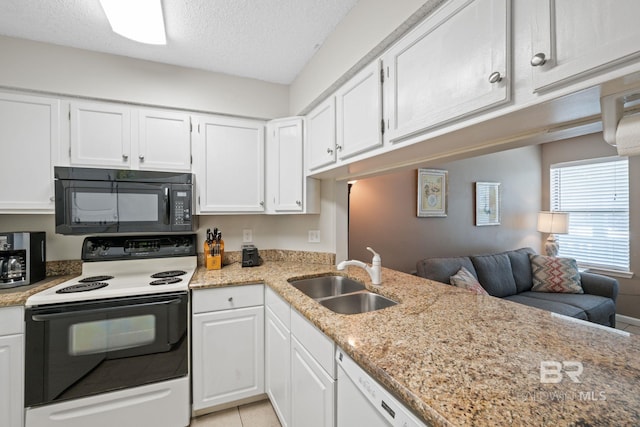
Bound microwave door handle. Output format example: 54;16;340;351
30;297;184;322
163;187;170;225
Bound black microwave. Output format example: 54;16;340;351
54;167;196;235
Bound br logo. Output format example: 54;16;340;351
540;361;583;384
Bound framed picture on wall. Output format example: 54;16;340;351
417;169;447;217
475;182;501;226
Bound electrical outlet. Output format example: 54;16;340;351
242;229;253;243
308;230;320;243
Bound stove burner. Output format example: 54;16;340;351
150;277;182;286
151;270;187;279
78;275;114;283
56;282;109;294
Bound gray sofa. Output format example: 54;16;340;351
416;248;619;327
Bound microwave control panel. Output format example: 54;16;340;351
172;187;192;226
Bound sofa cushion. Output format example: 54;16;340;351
530;255;583;293
416;256;476;285
450;267;489;295
508;247;535;293
517;291;615;326
470;253;517;297
503;294;588;321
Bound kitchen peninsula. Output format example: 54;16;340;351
3;254;639;426
188;255;640;427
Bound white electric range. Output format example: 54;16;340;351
24;234;197;427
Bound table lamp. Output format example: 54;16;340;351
537;211;569;256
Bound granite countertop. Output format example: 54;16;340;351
192;260;640;427
4;256;639;426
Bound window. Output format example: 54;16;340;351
550;157;629;272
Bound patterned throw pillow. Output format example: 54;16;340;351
450;267;489;295
529;254;583;293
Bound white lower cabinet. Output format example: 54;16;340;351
192;285;265;413
291;336;335;427
0;306;24;427
265;306;291;426
265;287;336;427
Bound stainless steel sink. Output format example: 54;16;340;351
288;275;366;299
319;292;397;315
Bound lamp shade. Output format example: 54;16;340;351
537;211;569;234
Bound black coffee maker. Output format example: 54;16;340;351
0;232;46;289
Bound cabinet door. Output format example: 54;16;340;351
266;118;304;212
0;334;24;427
0;93;58;213
265;307;291;427
195;116;265;213
335;61;383;160
70;102;132;167
192;306;264;411
306;97;336;171
291;336;335;427
531;0;640;91
138;110;191;171
384;0;510;144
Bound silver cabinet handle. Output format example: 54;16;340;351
326;148;333;154
296;200;302;206
260;201;264;206
122;154;129;161
336;145;343;151
228;297;233;302
139;154;145;161
49;196;55;202
531;53;547;67
488;71;502;83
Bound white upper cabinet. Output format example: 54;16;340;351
335;61;383;160
266;117;320;214
530;0;640;92
70;101;132;168
266;118;304;212
69;102;192;171
195;115;265;213
0;92;59;213
383;0;510;144
137;109;191;171
306;97;336;171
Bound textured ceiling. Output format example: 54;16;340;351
0;0;358;84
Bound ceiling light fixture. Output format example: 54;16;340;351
99;0;167;45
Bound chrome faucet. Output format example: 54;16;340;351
337;247;382;286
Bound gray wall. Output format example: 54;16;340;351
349;145;541;273
541;133;640;319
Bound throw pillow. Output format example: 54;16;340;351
529;254;583;294
450;267;489;295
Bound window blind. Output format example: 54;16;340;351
550;157;629;271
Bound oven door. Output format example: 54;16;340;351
25;292;188;407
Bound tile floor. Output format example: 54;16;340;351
190;400;281;427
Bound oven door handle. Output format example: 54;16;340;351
30;297;183;321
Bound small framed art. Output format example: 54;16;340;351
475;182;500;226
417;169;447;217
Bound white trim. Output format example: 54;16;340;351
581;267;635;279
616;314;640;327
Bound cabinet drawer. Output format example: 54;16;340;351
265;286;290;329
291;309;335;379
0;306;24;336
193;284;264;314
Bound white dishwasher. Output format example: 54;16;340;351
336;349;428;427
